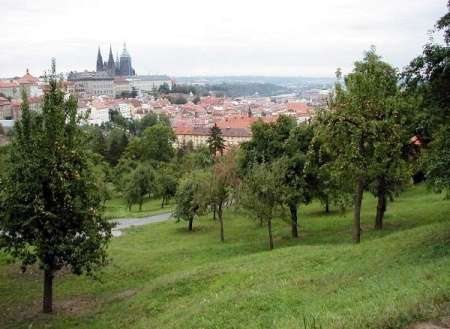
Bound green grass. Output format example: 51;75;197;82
1;184;449;329
103;197;173;219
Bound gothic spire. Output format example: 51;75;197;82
96;47;104;72
107;44;115;69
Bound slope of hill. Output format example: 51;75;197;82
0;185;449;329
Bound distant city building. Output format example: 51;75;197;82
67;71;114;97
174;126;252;148
0;70;43;99
96;43;135;77
128;75;173;93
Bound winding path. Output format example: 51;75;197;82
111;212;172;237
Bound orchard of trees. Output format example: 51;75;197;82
0;3;449;315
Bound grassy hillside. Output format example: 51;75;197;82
0;185;449;329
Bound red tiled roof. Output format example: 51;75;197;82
17;70;39;85
0;80;18;88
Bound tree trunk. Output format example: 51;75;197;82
375;177;386;230
218;203;224;242
43;268;54;314
268;219;274;250
213;205;216;221
353;177;364;244
188;218;193;231
289;203;299;238
325;199;330;214
161;196;165;208
139;201;142;211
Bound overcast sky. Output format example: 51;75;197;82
0;0;447;78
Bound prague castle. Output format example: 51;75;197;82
96;43;136;77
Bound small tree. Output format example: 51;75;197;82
240;162;283;250
173;171;209;231
0;62;113;313
123;163;155;211
156;164;178;208
210;150;239;242
207;124;225;157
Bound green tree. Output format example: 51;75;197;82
240;162;284;250
156;164;178;208
403;3;450;198
240;116;315;238
173;171;209;231
424;125;450;197
141;123;175;162
123;163;155;211
207;124;225;157
307;125;353;214
0;64;113;313
279;123;316;238
317;48;400;243
105;128;129;166
209;150;240;242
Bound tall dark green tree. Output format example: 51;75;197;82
317;48;403;243
0;62;113;313
404;2;450;196
207;124;225;157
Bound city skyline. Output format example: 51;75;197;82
0;0;447;78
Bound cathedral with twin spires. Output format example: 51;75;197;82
96;43;136;77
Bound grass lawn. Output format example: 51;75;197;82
103;197;173;219
0;184;449;329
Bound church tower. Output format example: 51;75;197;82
106;45;116;75
96;47;104;72
119;43;135;76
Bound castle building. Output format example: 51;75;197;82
96;43;136;77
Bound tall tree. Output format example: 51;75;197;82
0;63;113;313
317;48;399;243
207;123;225;157
404;3;450;197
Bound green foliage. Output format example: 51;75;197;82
403;3;450;200
156;164;179;208
209;150;240;241
315;48;411;241
207;123;225;157
0;62;113;312
141;123;175;162
173;170;210;231
424;125;450;197
240;162;284;249
123;163;156;211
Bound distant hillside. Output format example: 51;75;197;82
176;76;336;89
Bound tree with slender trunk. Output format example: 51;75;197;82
240;162;283;250
315;48;400;243
0;61;113;313
209;150;239;242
